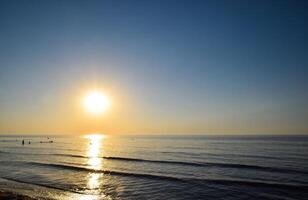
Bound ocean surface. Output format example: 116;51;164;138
0;135;308;200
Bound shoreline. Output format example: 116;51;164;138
0;191;37;200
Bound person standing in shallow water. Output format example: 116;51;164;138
22;140;24;145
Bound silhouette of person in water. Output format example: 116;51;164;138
22;140;24;145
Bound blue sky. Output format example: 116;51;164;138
0;0;307;134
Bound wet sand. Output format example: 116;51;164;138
0;191;37;200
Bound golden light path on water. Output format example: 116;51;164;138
76;134;110;200
59;134;112;200
85;134;104;170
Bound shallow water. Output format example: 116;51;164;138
0;135;308;200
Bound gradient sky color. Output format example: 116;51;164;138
0;0;308;135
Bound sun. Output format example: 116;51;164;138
83;91;111;114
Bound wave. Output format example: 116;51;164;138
1;151;308;175
0;151;87;158
0;176;84;194
161;151;308;161
102;156;308;175
0;140;19;143
53;153;87;158
37;155;308;175
4;161;308;191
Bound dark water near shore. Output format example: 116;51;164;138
0;135;308;199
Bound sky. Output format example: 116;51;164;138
0;0;308;135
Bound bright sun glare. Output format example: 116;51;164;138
84;91;110;114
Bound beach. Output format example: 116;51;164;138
0;191;36;200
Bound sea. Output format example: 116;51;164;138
0;134;307;200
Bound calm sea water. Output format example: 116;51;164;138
0;135;308;200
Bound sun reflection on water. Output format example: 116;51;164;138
87;173;100;190
83;134;105;198
85;134;104;170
